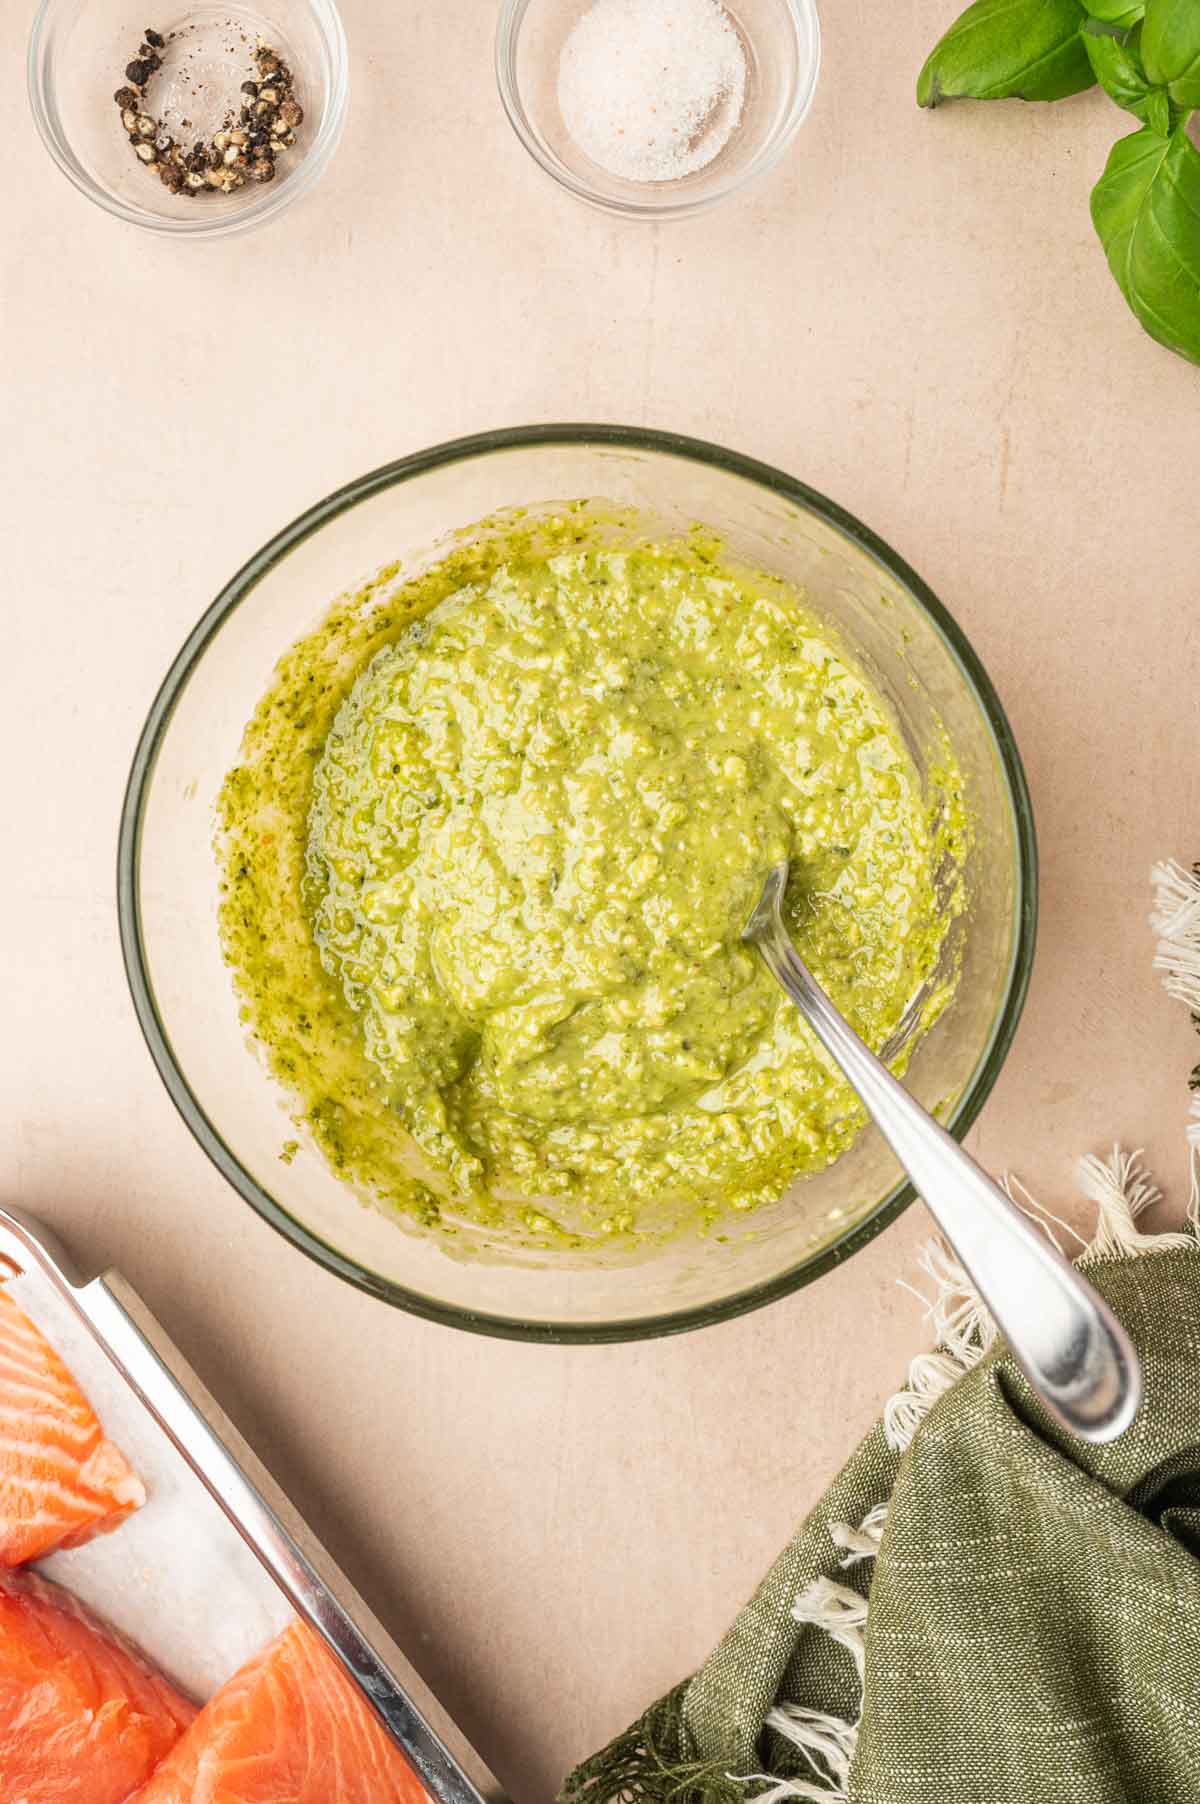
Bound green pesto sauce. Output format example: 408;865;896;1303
218;512;967;1252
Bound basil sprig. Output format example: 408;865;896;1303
919;0;1200;365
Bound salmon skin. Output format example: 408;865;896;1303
0;1284;145;1565
0;1565;196;1804
131;1617;433;1803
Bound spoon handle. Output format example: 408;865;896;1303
745;870;1141;1444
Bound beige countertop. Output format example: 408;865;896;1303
4;2;1199;1797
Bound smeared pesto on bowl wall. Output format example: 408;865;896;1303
218;508;968;1251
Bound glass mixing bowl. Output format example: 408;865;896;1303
119;427;1036;1340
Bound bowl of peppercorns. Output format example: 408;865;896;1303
28;0;347;235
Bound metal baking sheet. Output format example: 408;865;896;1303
0;1204;504;1804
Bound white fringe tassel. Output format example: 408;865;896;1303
739;1762;849;1804
1152;859;1200;1223
884;1236;997;1453
1078;1144;1194;1260
754;1706;859;1802
883;1352;965;1453
1000;1172;1083;1255
1151;858;1200;1011
829;1503;888;1569
743;1582;871;1801
914;1238;997;1364
790;1579;869;1682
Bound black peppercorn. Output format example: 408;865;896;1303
118;31;300;199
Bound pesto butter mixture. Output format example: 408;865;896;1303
220;524;965;1249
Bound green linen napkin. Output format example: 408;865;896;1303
562;861;1200;1804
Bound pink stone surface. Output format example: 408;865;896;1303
3;3;1198;1798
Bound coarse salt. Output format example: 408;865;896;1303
558;0;747;185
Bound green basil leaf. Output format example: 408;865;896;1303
1146;86;1176;133
1091;124;1200;362
918;0;1095;107
1083;23;1156;117
1142;0;1200;109
1084;0;1145;26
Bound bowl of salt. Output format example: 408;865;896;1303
496;0;821;217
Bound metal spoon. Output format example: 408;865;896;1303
744;863;1141;1444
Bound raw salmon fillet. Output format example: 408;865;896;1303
0;1565;196;1803
132;1618;432;1804
0;1283;145;1564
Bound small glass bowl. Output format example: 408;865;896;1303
496;0;820;218
28;0;347;237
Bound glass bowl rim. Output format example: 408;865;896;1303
494;0;822;220
26;0;349;239
117;423;1039;1343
